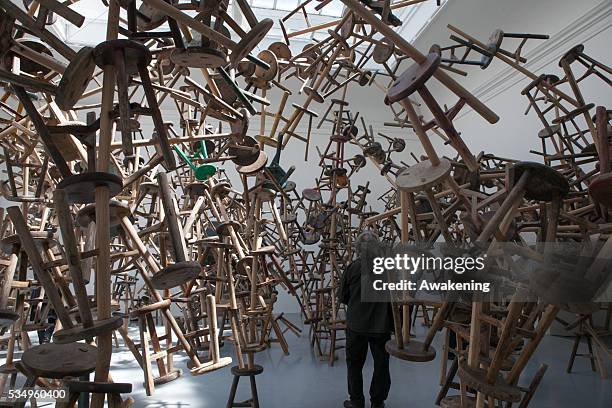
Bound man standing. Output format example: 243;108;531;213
340;231;393;408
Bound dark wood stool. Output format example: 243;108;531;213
226;364;263;408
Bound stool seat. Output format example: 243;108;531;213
76;199;130;228
150;261;202;290
385;339;436;362
53;316;123;344
231;19;274;65
302;188;322;202
0;310;19;329
386;52;440;104
237;150;268;175
458;360;522;403
254;50;278;81
21;342;97;379
1;231;56;253
396;158;452;192
268;42;291;60
57;172;123;204
231;364;264;377
56;47;96;110
589;173;612;208
512;161;569;202
216;220;242;237
373;39;394;64
93;39;152;73
171;46;227;69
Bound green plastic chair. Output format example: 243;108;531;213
174;141;216;181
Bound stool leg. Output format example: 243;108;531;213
329;328;336;366
567;333;581;373
249;375;260;408
139;316;154;396
227;375;240;408
586;335;596;372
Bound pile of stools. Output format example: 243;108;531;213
0;0;610;407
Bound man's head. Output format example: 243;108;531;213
355;230;381;259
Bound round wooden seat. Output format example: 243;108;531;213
480;29;504;69
589;173;612;208
283;180;297;193
396;158;452;192
136;2;167;31
559;44;584;66
21;342;97;379
76;199;130;228
236;256;254;276
171;46;227;69
210;181;232;198
386;52;440;104
130;299;172;317
230;19;274;66
255;187;276;202
254;50;278;81
237;60;256;77
458;361;522;403
0;310;19;329
537;124;560;139
303;86;325;103
53;316;123;344
57;172;123;204
268;41;292;60
56;46;96;110
236;150;268;175
150;261;201;290
216;220;242;237
512;161;569;202
0;363;19;375
373;39;394;64
385;339;436;362
301;231;321;245
228;138;261;166
185;181;208;198
231;364;263;377
1;230;55;253
93;39;152;73
292;103;319;118
10;39;52;75
302;188;322;202
281;213;297;224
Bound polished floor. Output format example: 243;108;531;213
108;315;610;408
2;315;611;407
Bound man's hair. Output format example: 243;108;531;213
355;230;380;257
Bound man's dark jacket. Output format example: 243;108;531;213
339;259;393;334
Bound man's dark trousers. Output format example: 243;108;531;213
346;329;391;407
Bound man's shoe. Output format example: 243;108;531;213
343;400;364;408
371;403;385;408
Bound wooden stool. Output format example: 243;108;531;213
226;364;263;408
130;299;182;396
15;342;97;408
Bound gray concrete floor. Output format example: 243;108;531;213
2;315;611;407
108;315;611;408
